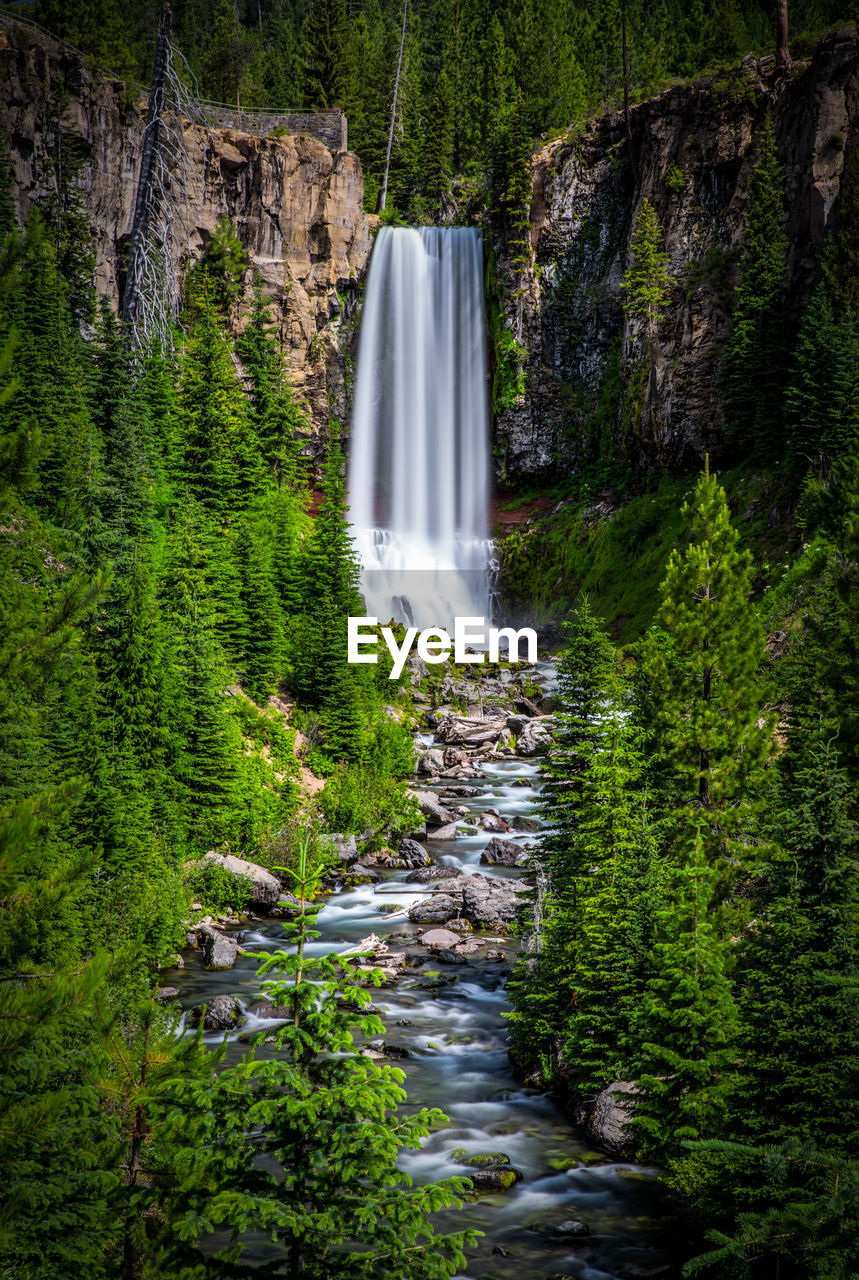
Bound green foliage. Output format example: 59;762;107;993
319;760;421;839
186;857;253;912
721;119;789;460
196;832;479;1275
621;198;670;376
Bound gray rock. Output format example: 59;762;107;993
480;837;523;866
327;833;360;865
408;895;460;925
426;821;460;840
436;948;468;965
460;875;527;928
552;1220;590;1238
416;749;445;776
397;837;431;868
480;811;511;833
418;928;464;949
187;993;242;1031
412;789;459;826
576;1080;638;1158
506;713;531;735
200;928;238;970
405;864;463;884
511;815;542;832
516;719;553;757
155;986;180;1003
201;851;281;909
185;931;198;948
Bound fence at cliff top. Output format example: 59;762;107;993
0;9;347;151
195;102;347;152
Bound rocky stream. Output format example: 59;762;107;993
167;658;677;1279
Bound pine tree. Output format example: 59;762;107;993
720;119;789;460
640;461;772;862
174;278;261;521
621;198;670;405
786;281;859;472
197;829;479;1276
736;740;859;1156
293;442;365;762
237;280;306;488
634;463;773;1176
303;0;347;108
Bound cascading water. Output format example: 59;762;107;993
348;226;494;629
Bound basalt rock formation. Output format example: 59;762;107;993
492;25;859;486
0;18;371;445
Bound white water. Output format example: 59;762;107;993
348;226;493;630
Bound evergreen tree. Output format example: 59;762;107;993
640;461;772;862
720;119;789;460
621;198;670;405
786;281;859;472
303;0;348;108
198;830;479;1276
293;442;365;762
237;280;306;488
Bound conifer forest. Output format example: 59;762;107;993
3;1;859;1278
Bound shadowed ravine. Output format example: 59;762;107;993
172;661;676;1279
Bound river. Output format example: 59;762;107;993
170;659;678;1279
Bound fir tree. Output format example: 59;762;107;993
720;119;789;460
621;198;670;405
303;0;348;108
198;829;479;1276
640;461;772;862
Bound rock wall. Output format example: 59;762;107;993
492;25;859;487
0;20;372;447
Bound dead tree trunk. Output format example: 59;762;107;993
621;1;640;187
775;0;791;74
376;0;408;215
122;2;172;333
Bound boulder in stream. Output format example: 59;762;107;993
199;926;238;970
516;718;554;757
479;811;511;832
187;993;243;1031
576;1080;638;1159
408;894;461;925
427;821;460;840
480;837;526;867
460;874;527;929
396;837;431;868
418;927;464;949
413;789;459;826
405;864;462;884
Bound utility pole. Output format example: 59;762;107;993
376;0;408;215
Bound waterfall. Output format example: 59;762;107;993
348;226;493;630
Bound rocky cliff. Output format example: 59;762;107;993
0;18;372;442
492;25;859;487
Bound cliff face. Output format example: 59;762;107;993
0;20;372;442
492;25;859;487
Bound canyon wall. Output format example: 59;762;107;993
492;25;859;487
0;18;372;448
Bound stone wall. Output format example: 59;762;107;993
198;104;347;153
